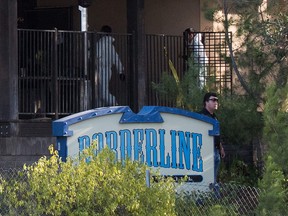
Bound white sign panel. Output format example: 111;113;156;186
53;106;219;188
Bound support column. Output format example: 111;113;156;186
127;0;146;112
0;0;18;135
0;0;57;169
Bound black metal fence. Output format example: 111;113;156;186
146;32;232;107
18;29;232;119
18;29;132;119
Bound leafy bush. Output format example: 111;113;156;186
257;84;288;214
219;158;259;186
262;84;288;173
217;94;263;146
152;58;208;111
257;156;287;215
175;190;239;216
1;145;177;216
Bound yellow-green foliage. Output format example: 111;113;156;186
2;145;176;216
207;205;236;216
257;156;287;215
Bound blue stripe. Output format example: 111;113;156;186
52;106;219;137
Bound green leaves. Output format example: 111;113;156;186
2;145;176;215
257;156;287;215
263;85;288;173
218;94;263;146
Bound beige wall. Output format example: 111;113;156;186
37;0;127;32
36;0;211;35
145;0;200;35
88;0;127;32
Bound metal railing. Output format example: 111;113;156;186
146;32;232;107
18;29;133;119
18;29;232;119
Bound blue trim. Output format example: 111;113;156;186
57;137;68;161
53;106;220;137
119;106;164;123
52;106;132;137
120;106;219;136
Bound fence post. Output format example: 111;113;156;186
53;28;59;119
146;169;150;187
79;6;89;111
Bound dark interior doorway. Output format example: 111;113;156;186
18;6;73;30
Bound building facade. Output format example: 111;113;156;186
1;0;223;168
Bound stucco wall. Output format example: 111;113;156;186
145;0;200;35
36;0;211;35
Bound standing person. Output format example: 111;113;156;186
183;28;208;88
95;25;124;106
183;27;195;60
199;92;225;184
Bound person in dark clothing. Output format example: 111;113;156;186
199;92;225;183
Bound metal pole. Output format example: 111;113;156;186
79;6;89;110
146;170;150;187
79;6;88;32
53;29;59;119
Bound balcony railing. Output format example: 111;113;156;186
18;29;232;119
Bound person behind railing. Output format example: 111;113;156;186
183;28;209;88
95;25;125;107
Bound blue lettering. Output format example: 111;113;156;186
178;131;191;170
92;133;104;153
133;129;144;162
78;135;91;162
159;129;170;168
170;130;177;168
77;128;206;174
145;129;158;167
192;133;203;172
105;131;118;159
119;129;132;160
78;135;90;153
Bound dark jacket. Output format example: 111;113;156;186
199;108;221;149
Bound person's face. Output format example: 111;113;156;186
206;96;219;112
188;32;194;42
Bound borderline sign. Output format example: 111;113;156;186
52;106;219;189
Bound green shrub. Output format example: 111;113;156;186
257;155;287;215
217;94;263;146
151;58;208;111
219;158;259;186
207;204;235;216
2;145;176;216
